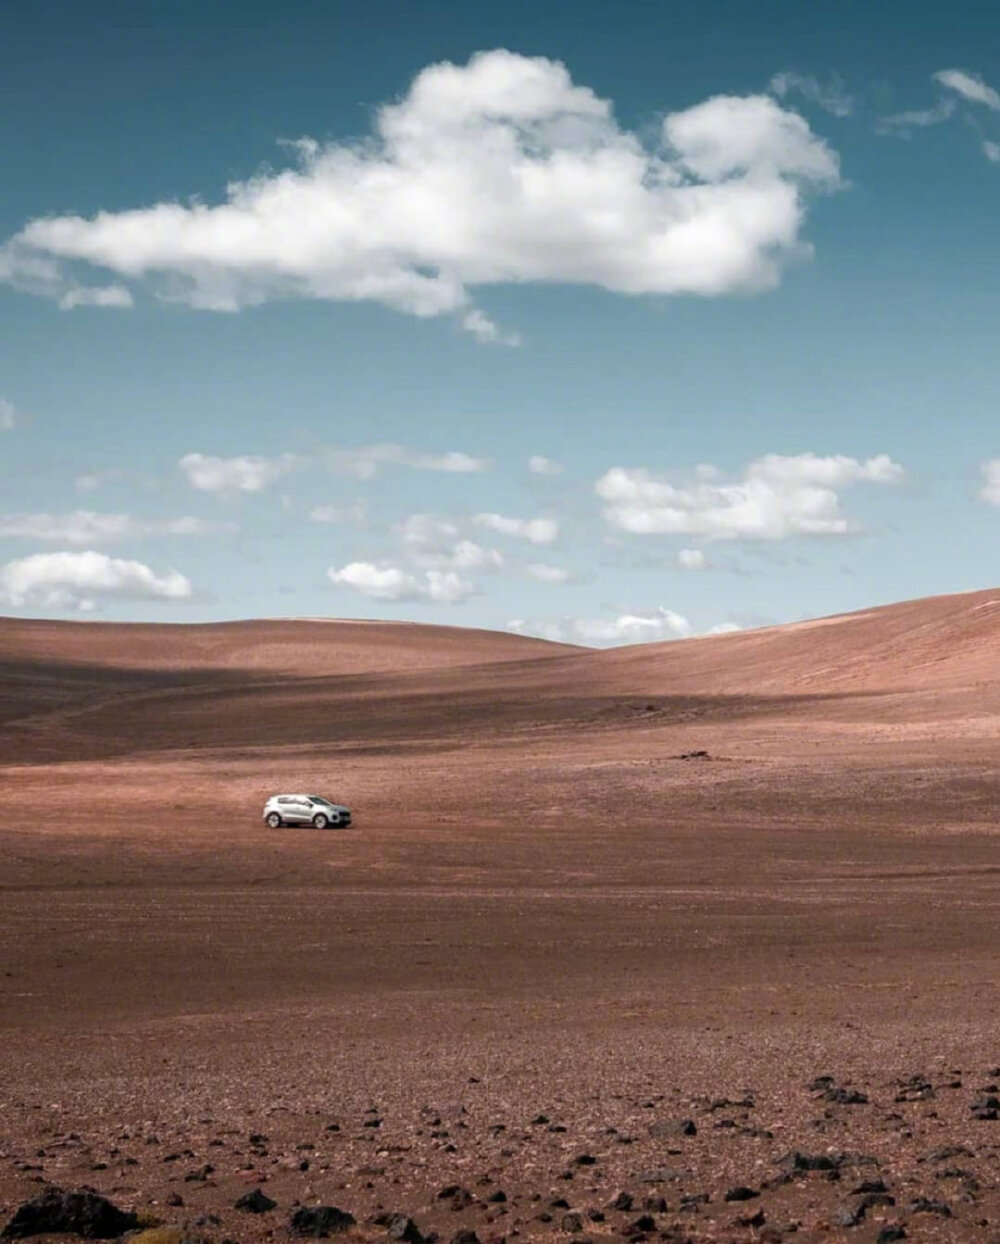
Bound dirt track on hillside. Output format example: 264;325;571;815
3;596;1000;1241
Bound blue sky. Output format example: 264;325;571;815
1;0;999;642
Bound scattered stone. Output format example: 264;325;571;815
833;1205;865;1229
876;1229;906;1243
289;1205;357;1237
636;1168;684;1184
572;1153;597;1166
610;1192;633;1212
648;1119;696;1139
234;1188;276;1214
894;1075;933;1102
436;1187;474;1211
561;1212;584;1233
723;1186;758;1202
1;1188;139;1240
920;1145;973;1163
386;1214;424;1243
451;1233;479;1244
626;1214;657;1235
904;1198;951;1217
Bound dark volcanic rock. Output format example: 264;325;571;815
626;1214;657;1235
451;1233;480;1244
289;1205;357;1237
234;1188;277;1214
779;1150;840;1173
387;1214;424;1243
904;1197;952;1217
1;1187;139;1239
723;1186;759;1202
561;1212;585;1233
876;1229;907;1243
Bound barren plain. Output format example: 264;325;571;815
3;591;1000;1242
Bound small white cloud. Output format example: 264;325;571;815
427;540;503;571
933;68;1000;111
460;308;522;347
707;621;743;634
528;454;564;476
0;511;232;544
180;452;299;494
978;459;1000;504
395;513;461;547
597;452;904;540
0;550;192;610
677;548;706;570
328;561;475;603
327;444;487;479
473;512;559;544
0;398;16;430
769;72;854;117
393;514;502;571
983;140;1000;163
525;562;572;583
509;606;692;646
57;284;134;310
308;502;367;525
878;99;956;133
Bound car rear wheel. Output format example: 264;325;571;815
266;812;282;828
312;813;330;829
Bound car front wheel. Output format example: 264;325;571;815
266;812;282;828
312;813;330;829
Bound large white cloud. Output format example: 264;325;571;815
597;452;903;539
473;512;559;544
0;550;192;610
328;561;475;603
0;51;841;339
180;452;299;493
0;511;231;544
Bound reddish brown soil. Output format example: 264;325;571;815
3;592;1000;1243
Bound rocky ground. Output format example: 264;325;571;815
4;603;1000;1241
4;1018;1000;1242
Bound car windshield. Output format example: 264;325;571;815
308;796;332;806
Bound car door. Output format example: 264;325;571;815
279;796;304;824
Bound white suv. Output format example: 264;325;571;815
263;794;352;829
